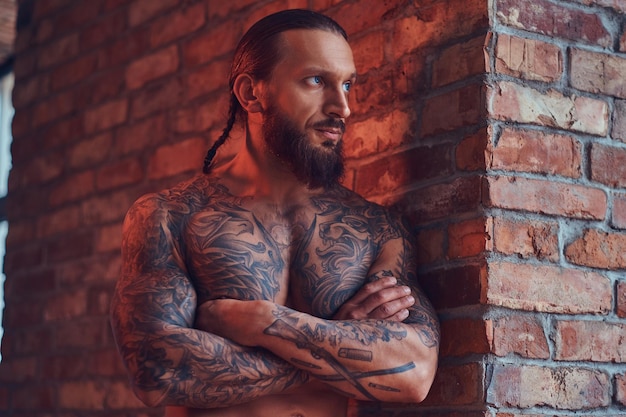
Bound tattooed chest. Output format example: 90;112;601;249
182;208;377;318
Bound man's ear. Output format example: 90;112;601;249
233;73;264;114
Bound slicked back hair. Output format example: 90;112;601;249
202;9;348;173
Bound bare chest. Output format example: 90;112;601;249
182;202;378;318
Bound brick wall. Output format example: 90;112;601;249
0;0;624;416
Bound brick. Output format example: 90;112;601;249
33;90;75;127
12;74;47;109
456;129;488;171
394;176;482;223
346;109;412;159
351;70;395;116
37;33;80;69
150;2;205;47
494;34;562;82
565;228;626;270
126;45;179;90
12;328;53;356
131;78;183;119
12;384;55;409
421;363;484;406
53;1;101;36
147;137;206;179
115;114;167;156
590;143;626;189
416;227;445;264
96;158;143;191
555;320;626;362
491;315;550;359
492;217;559;262
37;205;82;238
440;318;490;357
241;0;309;35
57;253;122;286
42;354;86;379
352;30;385;74
433;36;485;88
497;0;612;47
0;357;37;383
569;0;626;13
207;0;259;19
489;81;608;136
20;151;64;185
79;8;127;51
81;190;137;226
491;128;582;178
185;59;230;101
77;68;126;108
614;99;626;143
182;19;239;67
44;289;88;321
173;93;230;134
486;175;606;220
486;261;612;314
487;364;610;409
59;380;106;409
47;230;94;263
98;27;151;68
105;380;147;408
391;0;488;59
68;132;112;170
571;49;626;99
50;53;98;92
448;217;488;259
355;144;453;197
48;170;96;207
618;281;626;318
87;285;115;316
83;99;128;135
40;115;84;151
419;264;484;310
421;83;485;136
129;0;180;26
87;349;127;377
617;373;626;406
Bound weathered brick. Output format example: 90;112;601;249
96;158;143;191
128;0;180;26
486;175;607;220
79;8;127;51
355;144;453;197
491;315;550;359
456;129;489;171
590;143;626;189
68;132;112;170
346;109;412;159
496;0;612;47
391;0;488;59
19;151;65;186
569;0;626;13
48;170;96;207
98;27;151;68
150;2;205;47
37;33;80;69
419;264;484;310
448;217;488;259
416;227;445;264
565;228;626;270
81;190;138;226
440;318;490;357
173;93;230;134
571;48;626;99
555;320;626;362
147;137;206;180
352;30;385;74
618;281;626;318
614;99;626;143
46;230;94;263
433;36;485;88
492;217;559;262
486;261;612;314
131;78;182;119
44;289;88;322
617;373;626;406
182;19;239;67
126;45;179;90
185;58;230;100
421;83;485;136
37;205;82;238
33;89;76;127
490;128;582;178
489;81;608;136
50;53;99;92
487;364;610;409
83;99;128;135
494;34;562;82
114;113;168;156
421;363;484;406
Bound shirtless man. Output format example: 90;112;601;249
110;9;439;417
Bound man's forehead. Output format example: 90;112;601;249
276;29;355;74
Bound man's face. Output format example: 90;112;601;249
260;29;356;188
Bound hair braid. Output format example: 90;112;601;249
202;94;239;174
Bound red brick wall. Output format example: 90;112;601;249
0;0;624;416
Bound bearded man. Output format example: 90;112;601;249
110;9;440;417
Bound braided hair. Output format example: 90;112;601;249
202;9;348;174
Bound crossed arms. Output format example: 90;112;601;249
110;192;440;408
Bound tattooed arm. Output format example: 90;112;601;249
196;211;440;403
109;193;308;408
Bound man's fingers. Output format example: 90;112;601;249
346;276;398;304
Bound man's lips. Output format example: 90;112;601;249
312;120;346;142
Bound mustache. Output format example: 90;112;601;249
311;119;346;133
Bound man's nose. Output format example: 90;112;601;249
324;86;351;119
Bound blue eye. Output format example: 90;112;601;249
307;76;322;86
342;82;352;92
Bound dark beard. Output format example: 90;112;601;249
262;105;345;189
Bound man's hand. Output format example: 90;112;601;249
332;275;415;321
